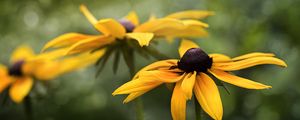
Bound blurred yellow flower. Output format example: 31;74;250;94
112;40;287;120
0;45;104;103
42;4;213;55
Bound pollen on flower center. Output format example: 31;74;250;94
118;19;135;33
177;48;212;73
9;60;24;76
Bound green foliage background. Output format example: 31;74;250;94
0;0;299;120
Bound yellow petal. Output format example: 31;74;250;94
194;73;223;120
166;10;215;19
232;52;275;61
60;49;106;73
139;70;184;83
171;81;187;120
34;49;106;80
94;18;126;38
153;24;208;38
112;78;162;95
11;45;35;63
42;33;94;52
80;4;98;24
209;53;231;63
64;35;113;55
126;33;154;46
132;59;178;80
125;11;139;25
212;57;287;71
180;72;196;99
30;60;60;80
0;65;11;93
123;90;149;103
134;18;186;33
209;69;272;89
182;20;209;28
9;77;33;103
178;39;200;57
30;48;69;62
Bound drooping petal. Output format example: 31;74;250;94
33;49;106;80
9;77;33;103
132;59;178;80
125;11;139;25
182;20;209;28
126;33;154;46
59;49;106;74
209;69;272;89
94;19;126;38
80;4;98;24
180;72;196;99
0;65;11;93
139;70;184;83
64;35;113;55
166;10;215;19
112;78;162;95
212;57;287;71
42;33;94;52
165;26;208;38
178;39;200;57
134;18;186;33
194;73;223;120
209;53;231;63
232;52;275;61
10;45;35;63
123;91;149;103
171;81;187;120
31;48;68;62
113;69;183;95
27;60;60;80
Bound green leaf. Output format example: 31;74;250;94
95;47;113;77
121;46;135;77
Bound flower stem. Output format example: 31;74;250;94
134;98;144;120
194;97;203;120
24;96;33;120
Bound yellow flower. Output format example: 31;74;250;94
41;4;213;55
0;45;104;103
112;40;287;120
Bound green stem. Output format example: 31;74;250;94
24;96;33;120
194;98;203;120
134;98;144;120
127;62;144;120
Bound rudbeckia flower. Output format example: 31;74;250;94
0;45;104;103
112;40;287;120
42;5;213;55
41;5;213;74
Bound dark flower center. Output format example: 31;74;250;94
9;60;24;76
177;48;212;73
118;19;135;33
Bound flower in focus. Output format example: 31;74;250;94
112;40;287;120
41;5;213;74
0;45;104;103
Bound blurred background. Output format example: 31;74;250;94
0;0;299;120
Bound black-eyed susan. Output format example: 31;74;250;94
41;5;213;74
0;45;104;103
112;40;287;120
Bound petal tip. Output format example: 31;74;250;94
122;100;129;104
